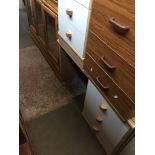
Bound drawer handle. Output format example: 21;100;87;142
96;114;103;123
99;102;107;111
109;17;130;34
96;77;109;90
101;57;116;71
91;126;99;133
66;8;73;17
66;31;72;39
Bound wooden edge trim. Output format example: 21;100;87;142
19;112;34;155
111;129;135;155
41;2;57;18
127;118;135;129
42;0;58;14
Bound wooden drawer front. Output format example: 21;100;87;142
87;31;135;101
83;80;130;155
84;54;134;121
58;15;86;58
74;0;93;9
90;0;135;66
58;0;90;34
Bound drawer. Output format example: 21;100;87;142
87;31;135;102
58;0;91;34
58;15;86;58
83;80;130;155
84;53;134;121
90;0;135;66
74;0;93;9
83;80;103;125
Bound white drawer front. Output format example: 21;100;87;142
83;81;130;155
58;15;86;58
74;0;93;9
83;81;103;123
97;97;130;155
58;0;90;34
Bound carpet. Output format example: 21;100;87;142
26;103;106;155
19;46;86;122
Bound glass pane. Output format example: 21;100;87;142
46;12;59;63
35;1;44;42
28;0;35;26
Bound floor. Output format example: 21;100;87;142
19;1;106;154
19;1;86;122
20;143;32;155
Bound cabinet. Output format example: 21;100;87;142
25;0;35;28
25;0;60;76
83;0;135;123
58;0;92;60
82;80;132;155
34;0;45;43
43;3;59;67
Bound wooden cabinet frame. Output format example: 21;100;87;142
25;0;61;77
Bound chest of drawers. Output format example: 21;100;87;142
83;0;135;122
82;80;131;155
90;0;135;66
84;53;134;121
58;0;92;59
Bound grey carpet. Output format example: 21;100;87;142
26;103;106;155
20;46;86;122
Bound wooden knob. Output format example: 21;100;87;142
96;114;103;123
66;31;72;39
91;126;99;133
66;8;73;16
99;102;107;111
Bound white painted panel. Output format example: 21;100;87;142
58;0;91;34
83;80;130;155
74;0;93;9
58;15;86;58
83;80;103;124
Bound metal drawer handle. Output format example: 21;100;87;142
66;31;72;39
66;8;73;17
101;56;116;71
99;102;107;111
96;114;103;123
91;126;99;133
96;77;109;90
109;17;130;34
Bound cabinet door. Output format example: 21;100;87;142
25;0;35;27
33;0;45;43
45;10;59;65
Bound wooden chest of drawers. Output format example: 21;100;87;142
86;31;135;102
90;0;135;66
83;0;135;122
84;53;134;121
